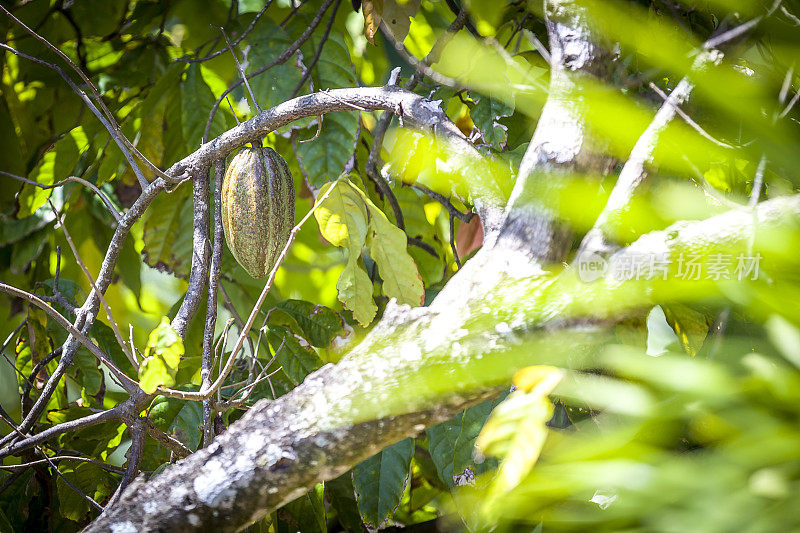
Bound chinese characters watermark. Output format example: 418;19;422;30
576;252;762;283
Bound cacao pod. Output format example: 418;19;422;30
221;145;295;278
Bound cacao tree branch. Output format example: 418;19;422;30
578;6;778;257
203;0;337;142
173;168;212;339
86;192;800;532
202;160;226;446
0;179;167;448
494;0;615;262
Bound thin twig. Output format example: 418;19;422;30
0;283;138;393
407;237;439;258
449;211;462;268
158;182;343;400
47;200;137;370
143;419;192;459
0;455;125;475
177;0;275;63
291;0;342;98
648;82;736;149
415;184;475;222
1;171;121;221
203;0;336;142
216;24;262;113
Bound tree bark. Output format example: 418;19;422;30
82;1;800;531
86;190;800;532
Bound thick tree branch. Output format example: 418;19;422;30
87;193;800;532
578;6;778;257
173;168;212;339
177;86;474;185
494;0;614;261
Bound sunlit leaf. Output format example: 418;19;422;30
18;126;89;218
138;317;184;394
315;179;377;324
365;200;425;307
476;366;563;494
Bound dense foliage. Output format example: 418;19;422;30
2;0;800;531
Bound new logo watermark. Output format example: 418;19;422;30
576;251;608;282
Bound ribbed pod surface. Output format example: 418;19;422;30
221;146;295;278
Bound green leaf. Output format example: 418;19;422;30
91;320;135;377
137;62;185;172
46;406;93;426
148;394;203;451
315;180;369;248
662;303;710;357
18;126;89;218
476;366;563;493
138;317;184;394
10;226;48;274
247;19;305;115
370;0;421;42
294;33;358;186
315;180;377;325
56;462;115;522
267;299;344;348
296;112;359;188
267;325;324;385
282;486;326;533
426;413;462;488
765;315;800;369
326;473;365;533
163;80;187;166
0;97;23;215
339;254;377;326
365;201;425;307
70;348;103;397
66;0;127;37
408;244;445;288
0;506;14;533
470;94;515;150
307;32;357;90
0;470;36;529
182;64;227;149
453;395;506;481
463;0;505;35
141;183;193;277
353;438;414;529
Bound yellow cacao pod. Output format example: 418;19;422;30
221;146;295;278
